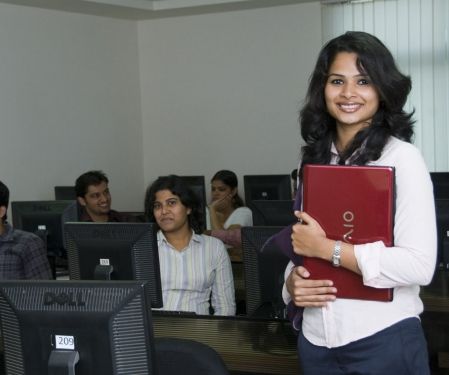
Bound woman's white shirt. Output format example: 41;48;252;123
206;206;253;229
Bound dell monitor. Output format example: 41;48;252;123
0;280;157;375
54;186;76;200
64;222;163;308
250;200;296;226
11;200;74;258
244;174;292;210
241;226;290;319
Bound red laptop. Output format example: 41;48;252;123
302;164;395;301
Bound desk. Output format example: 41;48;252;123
152;313;299;375
152;272;449;375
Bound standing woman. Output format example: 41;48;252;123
206;170;252;253
284;31;436;374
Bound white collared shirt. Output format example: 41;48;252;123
283;137;437;347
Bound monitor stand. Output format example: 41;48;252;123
48;350;79;375
94;264;114;280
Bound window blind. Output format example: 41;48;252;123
321;0;449;171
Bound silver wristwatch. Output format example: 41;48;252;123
332;240;342;267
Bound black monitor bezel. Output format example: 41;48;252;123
11;200;75;258
250;199;296;226
243;174;292;209
54;186;76;200
0;279;157;375
64;222;163;309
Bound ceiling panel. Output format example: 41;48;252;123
0;0;319;19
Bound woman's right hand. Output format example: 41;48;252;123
286;266;337;307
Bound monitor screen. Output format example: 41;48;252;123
243;175;292;209
64;222;163;308
0;280;157;375
241;226;290;319
11;200;74;258
54;186;76;200
250;200;296;226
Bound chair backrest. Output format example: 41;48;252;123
61;201;82;249
155;337;229;375
241;226;290;318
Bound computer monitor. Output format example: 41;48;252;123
434;198;449;269
11;200;74;258
0;280;157;375
54;186;76;200
244;174;292;209
241;226;290;319
250;200;296;226
64;222;163;308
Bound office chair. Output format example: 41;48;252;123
155;337;229;375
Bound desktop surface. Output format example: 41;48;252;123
152;273;449;375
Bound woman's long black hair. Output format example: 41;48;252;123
144;175;205;234
299;31;414;177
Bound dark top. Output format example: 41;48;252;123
0;224;52;280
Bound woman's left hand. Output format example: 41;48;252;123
291;211;327;258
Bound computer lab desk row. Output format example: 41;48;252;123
153;271;449;375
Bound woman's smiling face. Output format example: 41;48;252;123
325;52;380;133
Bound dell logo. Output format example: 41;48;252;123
342;210;354;243
43;292;86;307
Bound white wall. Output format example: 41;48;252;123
138;2;322;200
0;3;144;210
0;2;322;210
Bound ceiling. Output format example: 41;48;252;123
0;0;320;19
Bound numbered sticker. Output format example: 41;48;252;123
55;335;75;350
99;258;110;266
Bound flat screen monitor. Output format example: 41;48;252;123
250;200;296;226
241;226;290;319
11;200;74;258
54;186;76;200
64;222;163;308
244;175;292;209
0;280;157;375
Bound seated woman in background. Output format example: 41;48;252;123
206;170;253;256
144;175;235;316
